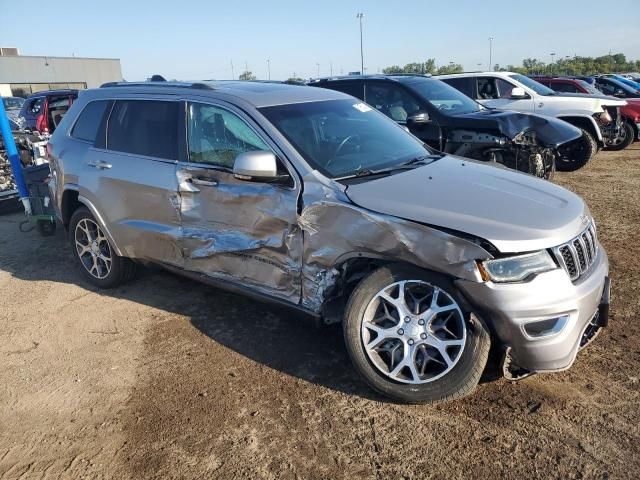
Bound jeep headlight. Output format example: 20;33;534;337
479;251;557;283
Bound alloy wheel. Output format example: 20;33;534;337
74;218;112;279
361;280;466;384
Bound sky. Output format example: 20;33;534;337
1;0;639;80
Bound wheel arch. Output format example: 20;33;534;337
557;115;602;142
62;188;125;257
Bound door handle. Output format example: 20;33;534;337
88;160;112;170
191;177;218;187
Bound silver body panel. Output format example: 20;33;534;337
48;82;610;373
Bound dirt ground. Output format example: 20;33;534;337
1;145;639;480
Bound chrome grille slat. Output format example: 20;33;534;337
553;222;598;283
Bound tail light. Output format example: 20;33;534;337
35;113;49;134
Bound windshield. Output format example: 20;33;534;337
2;97;24;110
509;74;556;96
259;99;433;178
406;79;482;114
576;80;601;95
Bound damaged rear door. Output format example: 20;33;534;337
177;100;303;303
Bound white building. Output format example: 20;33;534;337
0;48;123;97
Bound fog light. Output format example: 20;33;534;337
523;315;569;338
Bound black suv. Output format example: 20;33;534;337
309;75;582;179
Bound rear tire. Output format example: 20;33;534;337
605;121;634;151
69;207;136;288
557;128;597;171
343;264;490;404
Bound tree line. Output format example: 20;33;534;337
381;53;639;77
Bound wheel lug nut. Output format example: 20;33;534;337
404;316;411;323
408;339;414;345
418;319;425;326
397;329;404;335
420;333;427;339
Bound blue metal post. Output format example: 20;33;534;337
0;99;30;205
0;99;29;198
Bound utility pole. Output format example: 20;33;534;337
267;59;271;80
488;37;493;71
230;60;234;80
357;13;365;74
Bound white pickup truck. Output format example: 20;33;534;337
438;71;627;170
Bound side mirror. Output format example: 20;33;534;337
510;87;528;99
233;151;279;181
406;112;430;124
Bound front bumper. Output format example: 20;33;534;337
456;246;609;372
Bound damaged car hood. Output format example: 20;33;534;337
451;109;582;148
345;156;589;253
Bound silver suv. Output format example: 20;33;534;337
47;81;610;404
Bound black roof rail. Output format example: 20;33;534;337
100;81;214;90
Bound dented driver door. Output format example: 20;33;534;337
177;100;303;303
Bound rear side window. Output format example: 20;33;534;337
551;82;579;93
107;100;179;160
28;98;44;115
71;100;109;142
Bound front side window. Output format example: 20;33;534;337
509;74;556;96
406;79;482;114
365;82;421;122
71;100;110;142
107;100;179;160
187;103;271;168
552;82;579;93
260;99;433;178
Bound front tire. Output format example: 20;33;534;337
69;207;136;288
343;265;490;404
605;121;634;151
557;128;597;171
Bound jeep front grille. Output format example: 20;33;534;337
553;223;598;282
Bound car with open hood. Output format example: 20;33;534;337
46;80;610;404
308;74;584;179
438;71;627;170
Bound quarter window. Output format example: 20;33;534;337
107;100;179;160
187;103;271;168
71;100;110;142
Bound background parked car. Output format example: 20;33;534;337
309;75;583;179
594;76;640;99
533;76;640;151
17;89;78;134
438;72;627;171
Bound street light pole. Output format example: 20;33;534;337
267;59;271;80
550;52;556;75
316;62;320;77
230;60;234;80
488;37;493;71
357;13;364;74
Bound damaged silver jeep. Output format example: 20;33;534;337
47;81;610;404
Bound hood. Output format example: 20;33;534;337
451;110;582;148
549;92;627;107
345;156;589;253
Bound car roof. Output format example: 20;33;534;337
96;80;349;108
27;89;79;98
309;74;433;84
437;71;516;79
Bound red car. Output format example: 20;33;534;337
533;77;639;150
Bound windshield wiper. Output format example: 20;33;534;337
402;153;444;166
